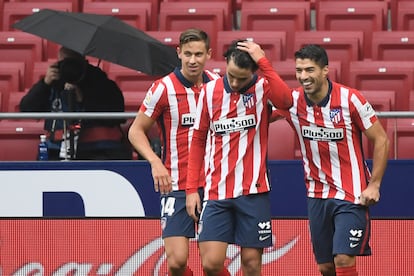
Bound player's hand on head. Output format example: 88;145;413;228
236;41;266;62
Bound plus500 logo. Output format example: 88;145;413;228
0;170;146;217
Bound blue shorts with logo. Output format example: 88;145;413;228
160;188;203;239
307;198;372;264
198;192;273;248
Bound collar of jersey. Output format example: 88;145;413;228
305;78;333;107
173;67;211;88
223;74;258;94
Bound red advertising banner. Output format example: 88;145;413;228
0;219;413;275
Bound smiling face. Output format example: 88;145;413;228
295;58;329;103
177;40;211;85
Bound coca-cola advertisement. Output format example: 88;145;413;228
0;219;413;275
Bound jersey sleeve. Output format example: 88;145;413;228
139;80;167;119
350;90;378;131
257;57;293;110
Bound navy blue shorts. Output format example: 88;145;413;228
307;198;372;264
198;192;272;248
160;189;203;239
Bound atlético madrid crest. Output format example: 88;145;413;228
243;93;255;109
329;108;342;124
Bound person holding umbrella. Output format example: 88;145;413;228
20;46;132;160
128;29;230;276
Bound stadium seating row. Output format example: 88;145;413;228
0;1;413;33
1;58;413;113
1;29;414;86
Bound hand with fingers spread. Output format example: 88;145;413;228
236;40;266;62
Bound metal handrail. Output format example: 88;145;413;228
0;111;413;119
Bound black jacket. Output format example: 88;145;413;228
20;62;125;129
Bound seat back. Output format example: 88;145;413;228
159;2;229;60
217;30;286;61
82;2;151;31
348;61;414;111
268;118;297;160
0;120;45;161
240;1;311;58
3;2;73;31
316;1;388;59
0;32;43;89
106;63;158;93
372;31;414;61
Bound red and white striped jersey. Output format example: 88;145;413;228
280;81;378;203
187;59;292;200
140;68;219;191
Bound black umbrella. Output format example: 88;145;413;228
13;9;180;76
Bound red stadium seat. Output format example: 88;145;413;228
315;1;388;59
216;31;286;61
6;91;26;112
163;0;236;30
2;2;73;31
348;61;414;111
0;61;25;92
294;31;364;84
0;62;25;112
204;60;227;76
371;31;414;61
145;31;182;49
0;119;45;161
410;90;414;110
82;0;160;30
240;1;311;58
82;2;151;31
123;90;147;112
395;1;414;31
159;2;229;59
389;119;414;159
9;0;80;12
268;118;297;160
0;32;43;90
271;60;341;89
106;63;159;93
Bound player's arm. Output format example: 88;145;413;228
360;120;389;206
128;111;172;194
237;41;293;109
186;92;209;221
